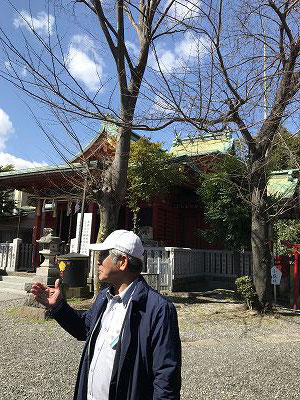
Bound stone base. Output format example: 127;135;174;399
34;266;60;287
23;292;45;307
22;292;50;320
63;285;90;299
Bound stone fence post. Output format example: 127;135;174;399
6;238;22;272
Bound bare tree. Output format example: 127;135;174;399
153;0;300;309
2;0;300;308
0;0;190;240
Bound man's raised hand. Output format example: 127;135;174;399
31;279;62;309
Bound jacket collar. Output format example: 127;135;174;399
105;275;149;309
131;275;149;309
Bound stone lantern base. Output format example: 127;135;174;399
21;295;51;320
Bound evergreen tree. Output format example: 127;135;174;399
0;165;15;216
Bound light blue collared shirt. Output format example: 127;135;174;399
87;278;138;400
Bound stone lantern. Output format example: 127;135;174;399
23;228;62;319
35;228;61;286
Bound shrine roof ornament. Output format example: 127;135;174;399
71;119;141;163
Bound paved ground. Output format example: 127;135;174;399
1;291;300;399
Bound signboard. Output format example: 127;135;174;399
271;266;282;285
70;213;92;255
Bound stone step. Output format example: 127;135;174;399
0;275;34;294
6;271;35;278
0;281;29;291
0;275;33;284
0;287;27;297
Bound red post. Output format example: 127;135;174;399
294;247;300;310
281;242;300;310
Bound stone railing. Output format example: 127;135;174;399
0;239;22;272
145;247;252;291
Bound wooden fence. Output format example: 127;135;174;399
17;243;34;272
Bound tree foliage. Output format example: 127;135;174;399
273;219;300;256
267;127;300;173
127;138;185;231
0;165;15;216
197;155;251;251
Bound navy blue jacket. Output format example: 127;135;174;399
51;276;181;400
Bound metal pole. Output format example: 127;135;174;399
77;175;87;254
4;242;9;271
16;210;21;238
263;30;268;120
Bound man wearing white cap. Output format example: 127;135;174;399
31;229;181;400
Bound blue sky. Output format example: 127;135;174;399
0;0;204;169
2;1;297;171
1;3;55;168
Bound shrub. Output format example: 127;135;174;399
235;275;258;310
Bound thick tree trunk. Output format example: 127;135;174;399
250;161;272;311
93;113;133;297
97;198;121;242
92;195;121;298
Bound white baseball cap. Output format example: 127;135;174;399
89;230;144;261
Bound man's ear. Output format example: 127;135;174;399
118;255;128;271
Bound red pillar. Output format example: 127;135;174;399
293;246;300;310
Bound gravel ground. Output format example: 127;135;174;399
1;293;300;399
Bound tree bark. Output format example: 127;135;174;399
93;116;133;297
250;154;272;310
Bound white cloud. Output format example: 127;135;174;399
125;41;139;57
0;109;14;151
0;152;47;169
153;95;175;114
13;10;55;36
0;108;47;169
4;61;12;70
165;0;201;21
151;32;210;73
21;67;27;77
175;31;210;59
66;35;105;92
157;49;177;74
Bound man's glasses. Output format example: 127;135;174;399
97;250;110;264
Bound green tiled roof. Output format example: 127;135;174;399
0;161;98;179
267;169;299;199
170;133;234;157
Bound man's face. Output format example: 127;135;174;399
97;250;120;284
